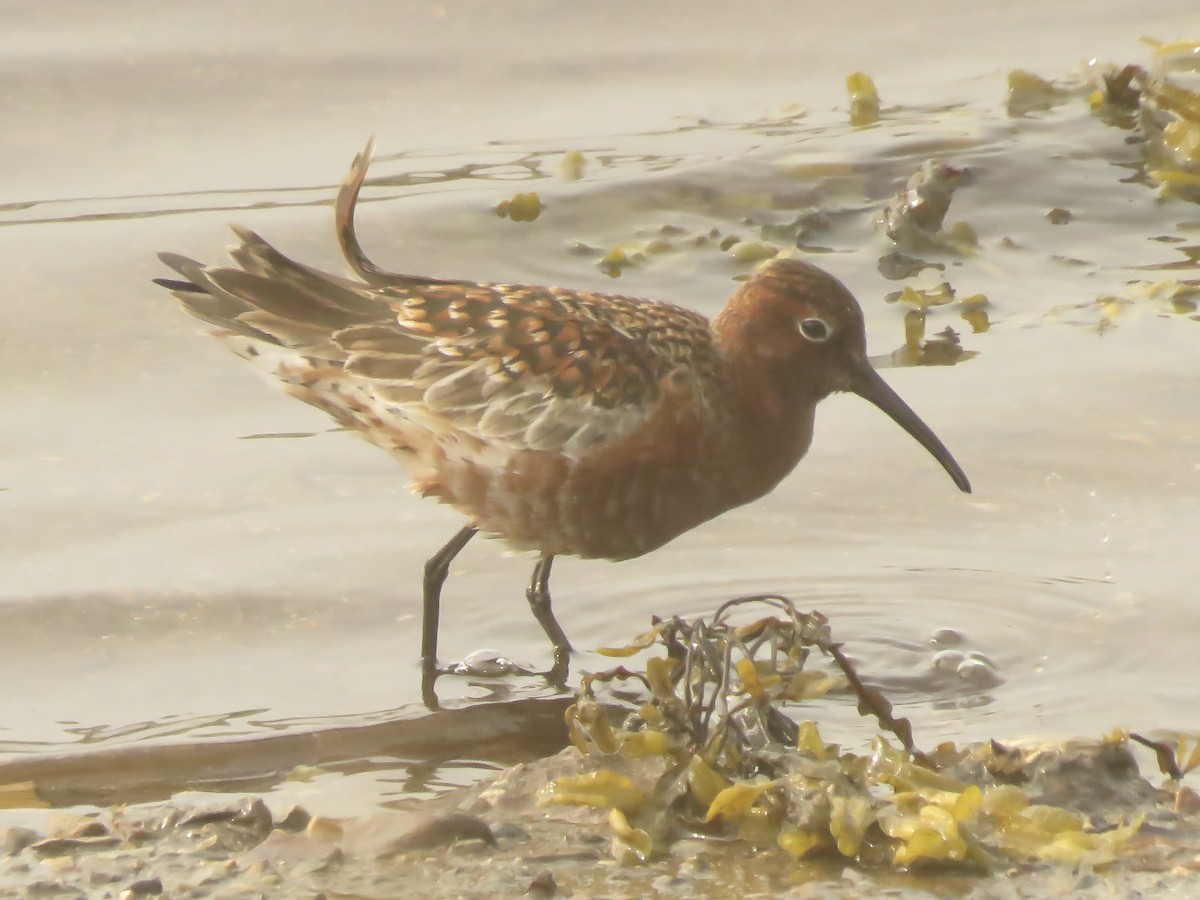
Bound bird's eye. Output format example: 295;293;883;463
798;317;832;343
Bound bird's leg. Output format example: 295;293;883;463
526;556;573;678
421;525;477;671
420;667;441;710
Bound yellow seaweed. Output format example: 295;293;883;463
871;739;968;794
943;221;979;248
1007;69;1066;116
796;720;829;761
737;804;782;845
567;716;591;754
1148;169;1200;195
1022;804;1085;834
992;801;1143;866
891;786;966;815
704;780;773;823
608;808;654;863
954;784;983;822
645;656;678;700
559;150;586;181
887;284;956;309
494;191;543;222
1163;118;1200;167
785;671;840;702
882;802;971;866
687;755;730;810
778;824;824;859
619;729;673;758
637;702;663;728
597;246;638;278
573;700;621;754
961;308;990;333
1178;734;1200;775
736;657;782;698
553;597;1154;876
895;824;968;865
1148;79;1200;123
1143;36;1200;66
829;793;874;857
537;770;646;813
1042;816;1144;866
597;625;664;657
846;72;881;126
979;784;1029;818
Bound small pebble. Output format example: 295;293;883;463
1176;785;1200;815
70;821;109;839
232;799;273;835
491;822;531;842
306;816;344;842
26;879;78;897
2;827;39;855
32;836;120;858
121;876;163;897
385;813;497;853
727;240;779;262
275;806;312;832
40;855;76;873
526;868;557;896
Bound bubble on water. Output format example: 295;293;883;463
930;628;966;647
932;649;966;673
957;658;1001;688
450;650;527;677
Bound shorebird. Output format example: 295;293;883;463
156;141;971;692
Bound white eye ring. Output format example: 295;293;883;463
798;317;833;343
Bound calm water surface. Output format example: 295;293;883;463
2;0;1197;817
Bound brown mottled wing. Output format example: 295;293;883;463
338;278;719;456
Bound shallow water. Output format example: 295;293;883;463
3;0;1199;821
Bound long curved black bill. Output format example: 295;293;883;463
850;362;971;494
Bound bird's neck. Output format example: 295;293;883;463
712;331;821;505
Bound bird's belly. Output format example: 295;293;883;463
426;440;749;561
